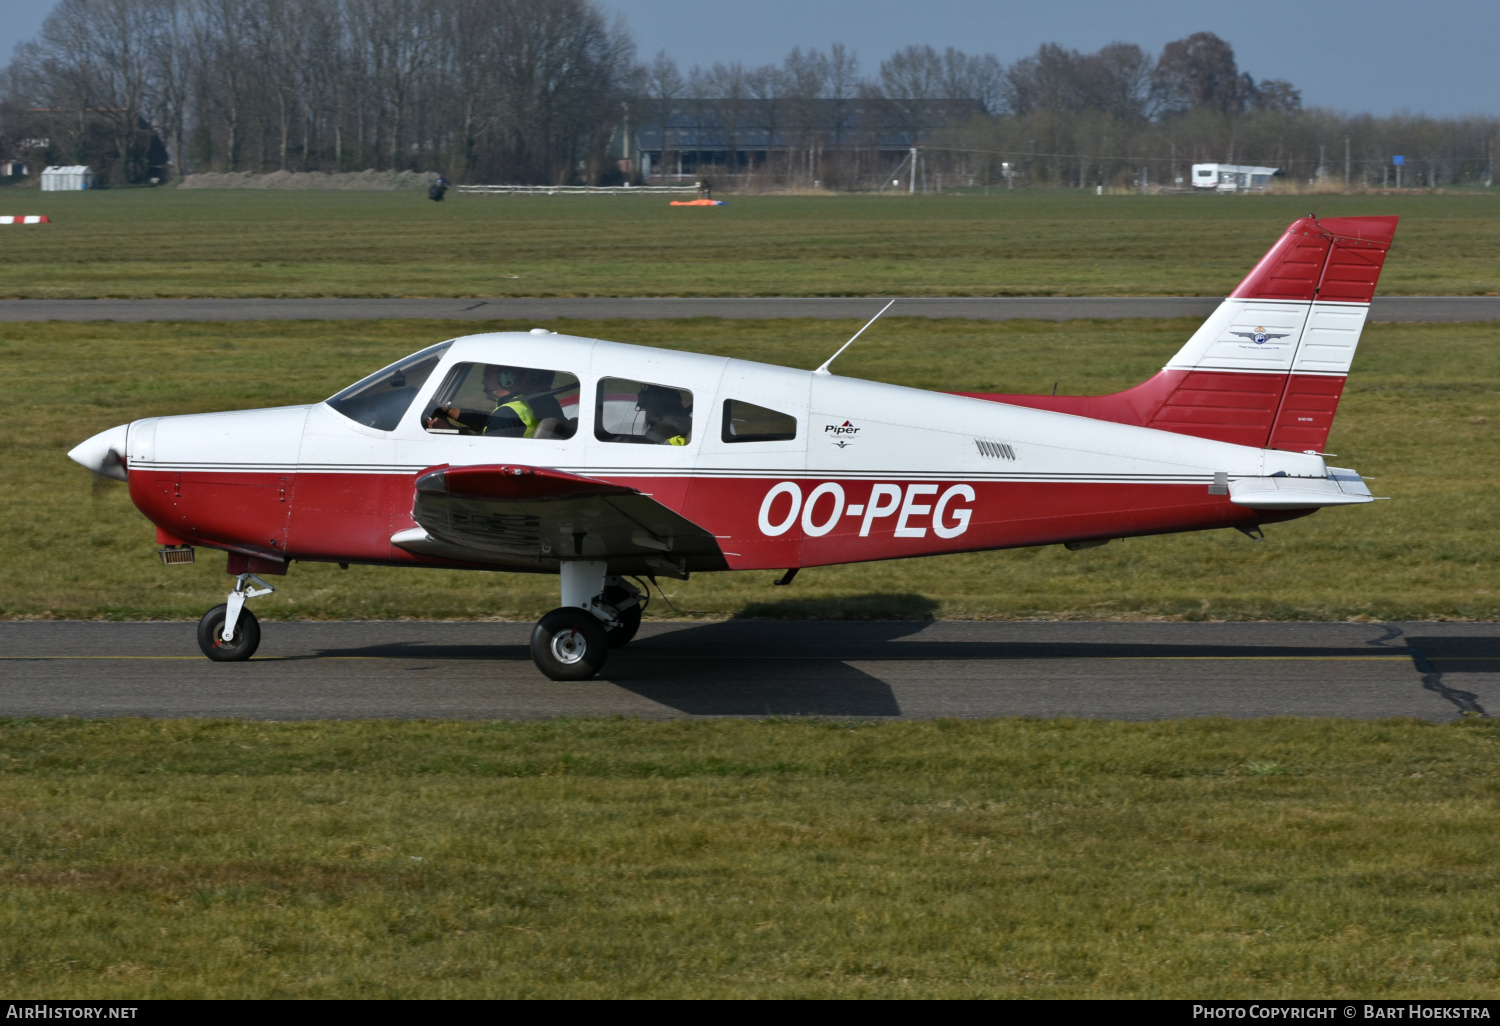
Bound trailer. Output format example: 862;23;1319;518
1190;163;1280;192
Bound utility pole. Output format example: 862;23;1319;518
621;101;630;180
909;147;917;194
1344;135;1350;190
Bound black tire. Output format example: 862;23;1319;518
605;603;642;649
530;607;609;681
197;604;261;662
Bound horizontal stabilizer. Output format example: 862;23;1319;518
1229;466;1375;509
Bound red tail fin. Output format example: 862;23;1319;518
960;215;1399;452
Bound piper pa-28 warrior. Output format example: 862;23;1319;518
70;214;1397;679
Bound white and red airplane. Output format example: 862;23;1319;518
70;214;1397;679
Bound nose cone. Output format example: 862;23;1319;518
69;423;130;481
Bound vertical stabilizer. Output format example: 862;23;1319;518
956;215;1399;452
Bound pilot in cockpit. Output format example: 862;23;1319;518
426;365;570;439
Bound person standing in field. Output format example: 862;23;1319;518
428;176;449;202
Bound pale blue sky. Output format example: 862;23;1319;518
598;0;1496;118
3;1;1494;117
0;4;49;65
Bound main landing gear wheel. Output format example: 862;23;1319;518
531;607;609;681
197;604;261;661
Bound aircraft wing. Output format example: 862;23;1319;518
391;464;727;577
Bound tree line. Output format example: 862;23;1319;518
2;0;1494;190
2;0;634;185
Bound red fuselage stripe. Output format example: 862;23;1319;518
129;469;1305;573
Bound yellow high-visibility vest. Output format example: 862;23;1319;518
486;398;538;438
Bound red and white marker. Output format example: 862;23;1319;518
0;215;50;224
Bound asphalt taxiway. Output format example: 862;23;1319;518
1;620;1491;721
1;296;1497;322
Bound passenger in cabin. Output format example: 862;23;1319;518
636;384;692;446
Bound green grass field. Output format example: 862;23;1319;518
1;189;1496;298
3;315;1496;621
5;193;1497;1002
2;717;1496;998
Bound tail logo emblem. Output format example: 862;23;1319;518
1232;326;1290;346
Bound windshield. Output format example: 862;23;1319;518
326;342;452;431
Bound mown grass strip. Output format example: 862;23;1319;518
1;716;1496;998
2;190;1496;298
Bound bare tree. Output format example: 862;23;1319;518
645;50;683;177
1086;43;1154;123
142;0;191;177
16;0;159;181
746;61;784;179
940;47;1003;116
703;61;748;176
1153;31;1245;117
6;6;1496;196
782;46;827;181
880;43;943;144
196;0;254;170
825;42;860;169
1248;78;1302;114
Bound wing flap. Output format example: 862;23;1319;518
400;463;727;575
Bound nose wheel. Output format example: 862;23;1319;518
198;604;261;661
196;572;274;661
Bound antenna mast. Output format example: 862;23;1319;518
814;300;895;376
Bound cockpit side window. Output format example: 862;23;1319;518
326;341;452;431
424;363;580;440
595;378;693;446
722;399;797;442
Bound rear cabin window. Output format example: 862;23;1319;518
424;362;580;439
722;399;797;442
596;378;693;446
326;341;452;431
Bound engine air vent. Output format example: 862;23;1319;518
157;546;195;565
975;438;1016;460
